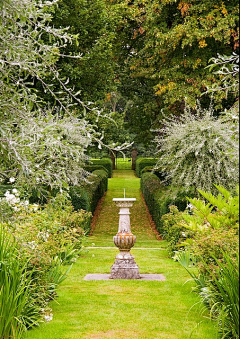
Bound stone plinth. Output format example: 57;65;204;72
110;198;140;280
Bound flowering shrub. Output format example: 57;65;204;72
161;206;195;256
0;187;31;224
12;193;91;265
0;191;91;338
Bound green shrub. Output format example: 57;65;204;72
84;165;106;173
161;206;195;256
141;166;154;175
13;193;91;264
141;172;194;234
140;166;169;182
90;158;113;178
174;185;239;338
178;250;239;339
69;169;108;215
135;158;157;177
191;228;239;277
181;185;239;275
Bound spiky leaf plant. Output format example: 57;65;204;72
0;225;41;338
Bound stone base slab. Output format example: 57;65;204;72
84;273;166;281
110;258;140;279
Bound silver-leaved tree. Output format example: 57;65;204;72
0;0;98;190
155;54;239;193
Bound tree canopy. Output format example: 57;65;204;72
0;0;239;189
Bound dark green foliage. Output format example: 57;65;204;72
140;166;166;181
135;158;157;178
28;187;59;205
141;172;195;234
69;170;108;216
161;206;195;256
51;0;117;103
89;159;113;178
140;166;154;175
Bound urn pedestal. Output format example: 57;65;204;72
110;198;140;280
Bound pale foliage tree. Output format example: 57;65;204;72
0;0;98;189
155;103;239;193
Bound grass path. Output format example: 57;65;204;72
89;170;160;248
24;170;217;339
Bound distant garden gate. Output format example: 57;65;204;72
110;149;138;170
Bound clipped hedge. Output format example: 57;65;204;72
69;169;108;214
89;158;112;178
141;172;195;234
84;165;106;173
135;158;157;177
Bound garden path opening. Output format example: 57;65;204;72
23;169;217;339
89;169;160;248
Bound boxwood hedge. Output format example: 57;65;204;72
89;158;112;178
84;165;106;173
69;169;108;214
135;158;157;177
141;172;195;234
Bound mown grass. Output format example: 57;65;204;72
24;170;217;339
115;158;132;170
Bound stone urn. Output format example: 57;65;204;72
110;198;140;279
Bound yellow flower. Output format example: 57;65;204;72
199;39;208;48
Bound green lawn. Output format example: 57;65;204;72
24;170;217;339
115;158;132;170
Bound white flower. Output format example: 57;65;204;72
37;232;49;242
4;191;20;205
28;241;37;250
187;203;194;210
32;204;39;211
25;200;29;206
9;177;16;183
44;313;53;322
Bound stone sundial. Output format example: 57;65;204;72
110;190;140;279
